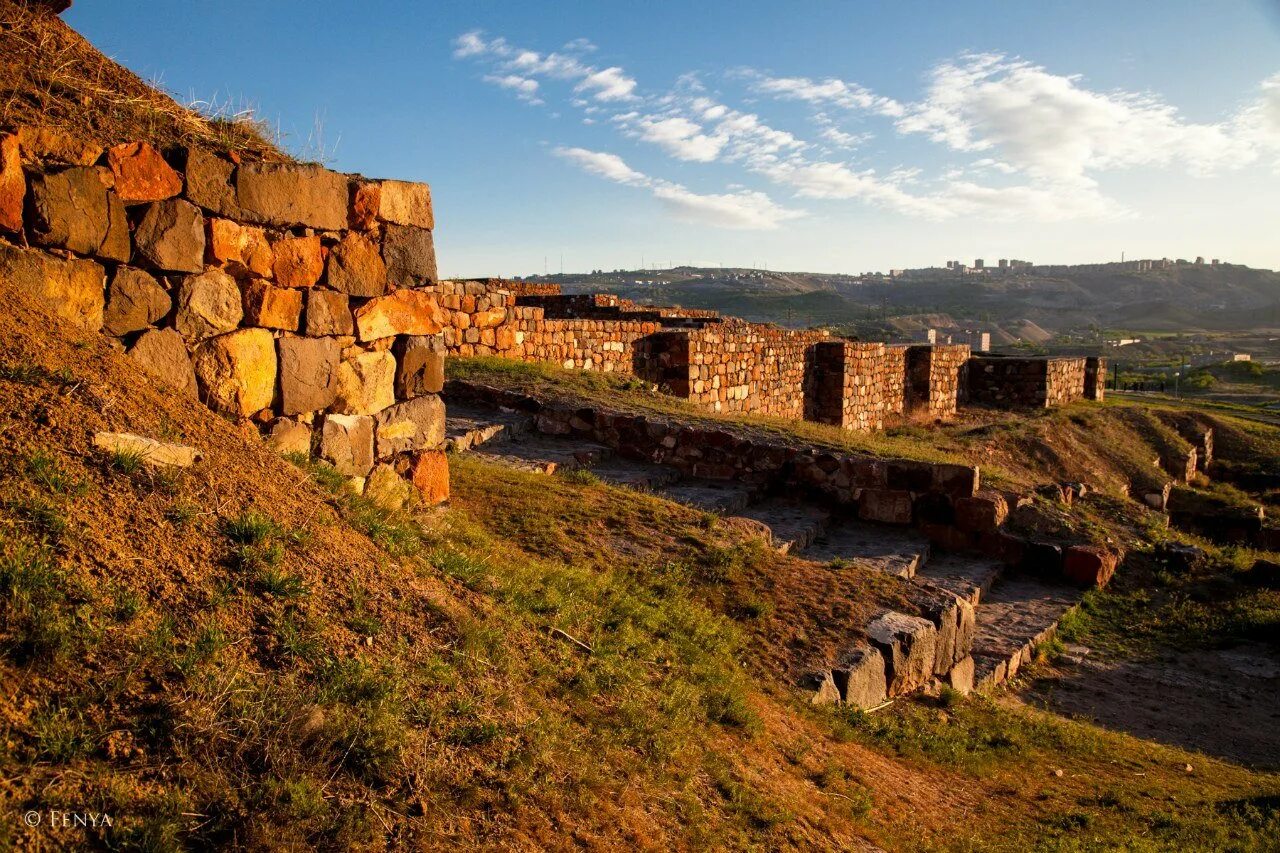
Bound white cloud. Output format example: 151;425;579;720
552;146;646;185
457;31;636;103
760;160;952;218
483;74;542;105
635;116;724;162
820;127;869;148
749;73;905;118
576;67;638;101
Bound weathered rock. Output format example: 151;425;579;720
193;327;277;417
104;266;170;335
349;181;380;230
272;234;323;288
948;655;975;696
319;413;374;477
175;268;242;342
235;162;349;230
1063;545;1119;588
305;289;353;337
266;417;312;456
832;645;888;709
106;141;182;203
93;432;201;467
277;335;340;414
134;198;205;272
364;462;414;510
353;289;443;341
17;126;101;165
858;489;914;525
127;328;198;397
0;243;104;330
955;490;1009;533
374;393;445;458
183;147;239;216
332;351;396;415
866;611;937;696
325;231;386;296
242;278;302;331
408;448;449;505
394;335;445;398
100;191;131;262
206;218;273;277
375;180;434;230
0;134;23;232
27;166;114;256
809;671;842;706
381;224;437;286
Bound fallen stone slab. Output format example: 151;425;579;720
93;432;201;467
867;610;937;696
832;645;889;709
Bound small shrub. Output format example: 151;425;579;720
0;537;80;663
165;501;199;527
5;495;68;542
557;467;601;486
258;568;308;599
25;452;86;496
108;447;147;475
31;704;94;762
111;585;142;622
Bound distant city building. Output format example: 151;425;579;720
974;258;985;269
889;268;906;277
925;328;938;344
1195;256;1205;265
1232;353;1252;362
998;258;1009;269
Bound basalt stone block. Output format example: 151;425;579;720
271;234;323;288
305;289;353;337
858;489;914;525
175;268;242;342
867;611;937;697
954;490;1009;534
183;147;239;217
277;336;341;415
375;180;434;230
408;448;450;505
266;417;313;456
354;289;443;341
332;351;397;416
319;414;374;477
235;162;349;230
394;335;445;398
242;278;303;331
16;126;101;166
107;141;182;203
27;166;118;257
104;266;170;336
0;134;24;232
193;327;277;417
374;393;445;459
134;198;205;272
886;460;933;493
0;243;104;331
325;231;386;297
364;463;414;510
381;224;437;286
349;181;380;230
933;463;980;498
809;671;841;706
1063;545;1119;588
127;328;197;397
206;218;273;277
831;645;888;709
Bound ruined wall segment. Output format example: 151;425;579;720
0;126;449;505
905;344;969;421
804;341;890;432
966;356;1088;408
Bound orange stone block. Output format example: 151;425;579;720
207;218;273;277
242;278;302;331
272;234;324;288
0;134;23;232
350;181;380;231
409;449;450;505
107;141;182;203
353;289;443;341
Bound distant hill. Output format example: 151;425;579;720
530;262;1280;337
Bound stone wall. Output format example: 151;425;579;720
965;356;1088;408
804;341;891;432
0;126;449;505
905;344;969;421
1085;356;1106;401
883;345;908;417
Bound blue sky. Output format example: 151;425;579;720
68;1;1280;276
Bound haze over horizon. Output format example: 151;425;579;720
67;1;1280;277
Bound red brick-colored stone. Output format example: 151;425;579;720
106;141;182;203
206;218;274;277
242;278;302;331
0;134;23;232
1063;545;1119;588
409;448;450;505
954;490;1009;534
353;289;443;341
272;234;324;288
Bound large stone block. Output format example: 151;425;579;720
408;448;450;505
394;335;445;398
325;231;387;296
365;462;414;510
175;268;242;342
332;351;396;415
266;417;312;456
374;393;445;458
1063;545;1119;588
134;198;205;272
305;289;353;336
381;224;437;286
277;336;341;415
272;234;323;288
242;278;303;331
867;611;937;696
235;162;349;230
104;266;170;336
107;141;182;203
206;218;273;277
193;327;277;417
353;289;443;341
183;147;239;216
954;491;1009;534
127;327;198;397
319;413;374;477
857;489;914;525
27;166;127;259
832;645;888;709
0;243;104;331
375;180;434;230
0;134;23;232
16;126;101;166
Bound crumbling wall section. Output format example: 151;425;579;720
966;356;1088;408
905;344;969;421
804;340;890;432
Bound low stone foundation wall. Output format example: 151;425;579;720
0;125;449;505
966;356;1088;408
906;344;969;421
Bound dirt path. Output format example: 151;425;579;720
1022;643;1280;770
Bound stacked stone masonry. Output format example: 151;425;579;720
905;344;970;421
0;126;449;505
965;356;1089;408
